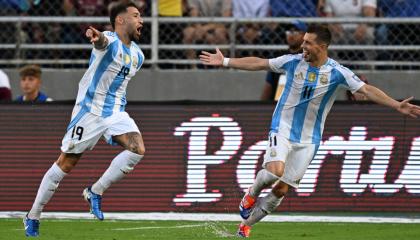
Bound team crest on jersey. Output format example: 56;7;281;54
294;72;304;81
308;72;316;82
270;148;277;157
320;74;328;84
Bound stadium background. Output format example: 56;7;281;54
1;0;420;216
0;103;420;213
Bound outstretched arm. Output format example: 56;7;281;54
357;84;420;118
199;48;270;71
85;26;108;50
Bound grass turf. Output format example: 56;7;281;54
2;218;420;239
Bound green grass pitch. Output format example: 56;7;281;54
2;218;420;239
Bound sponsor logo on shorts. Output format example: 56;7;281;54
68;143;75;150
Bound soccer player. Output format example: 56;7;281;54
199;24;420;238
24;2;145;237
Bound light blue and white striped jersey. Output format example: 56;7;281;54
72;31;144;119
269;54;365;144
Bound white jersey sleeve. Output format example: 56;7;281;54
268;54;301;73
337;66;366;93
94;31;118;51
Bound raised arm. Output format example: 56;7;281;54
357;84;420;118
85;26;108;50
199;48;270;71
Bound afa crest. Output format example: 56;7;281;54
124;55;131;65
308;72;316;82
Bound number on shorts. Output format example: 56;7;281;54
71;126;84;140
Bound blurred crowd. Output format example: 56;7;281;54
0;0;419;67
2;0;417;101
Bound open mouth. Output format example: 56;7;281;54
137;26;142;35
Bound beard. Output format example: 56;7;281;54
128;28;141;43
130;33;140;44
303;49;318;63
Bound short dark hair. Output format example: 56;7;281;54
19;65;42;79
306;24;331;46
109;1;140;29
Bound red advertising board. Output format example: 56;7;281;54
0;103;419;213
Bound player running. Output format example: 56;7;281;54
199;24;420;237
24;2;145;237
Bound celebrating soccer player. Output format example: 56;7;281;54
199;24;420;238
24;2;145;237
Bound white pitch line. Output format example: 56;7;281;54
2;211;420;224
112;224;206;231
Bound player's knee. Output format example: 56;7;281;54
56;153;81;173
266;162;285;178
272;182;289;198
56;159;76;173
271;168;284;178
137;144;146;155
128;143;145;155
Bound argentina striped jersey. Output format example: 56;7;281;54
71;31;144;121
269;54;365;144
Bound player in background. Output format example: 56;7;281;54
200;24;420;238
24;2;145;237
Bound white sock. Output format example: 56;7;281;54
243;192;284;226
91;150;143;195
28;163;67;220
249;169;279;198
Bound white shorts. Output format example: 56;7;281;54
263;132;319;188
61;111;140;154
